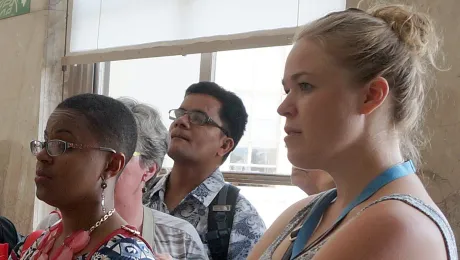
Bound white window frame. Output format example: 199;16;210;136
63;0;300;185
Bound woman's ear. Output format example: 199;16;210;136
359;76;390;115
103;152;126;179
144;163;158;182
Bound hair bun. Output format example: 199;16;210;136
369;4;438;57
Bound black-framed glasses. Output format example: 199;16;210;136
30;140;116;157
169;108;229;136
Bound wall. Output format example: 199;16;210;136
346;0;460;253
0;0;66;234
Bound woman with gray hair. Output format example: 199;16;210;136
116;98;208;260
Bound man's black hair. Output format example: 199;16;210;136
56;93;138;165
185;82;248;162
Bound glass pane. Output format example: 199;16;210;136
215;46;292;174
230;147;249;164
69;0;101;52
251;148;278;165
239;185;306;227
107;54;201;168
253;95;282;119
298;0;346;25
251;119;279;147
98;1;185;49
71;0;299;51
216;46;290;94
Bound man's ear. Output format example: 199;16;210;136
217;137;235;157
359;76;390;115
102;152;126;179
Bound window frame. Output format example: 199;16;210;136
64;0;300;185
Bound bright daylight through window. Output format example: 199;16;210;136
106;46;306;226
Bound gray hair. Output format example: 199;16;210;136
118;97;169;173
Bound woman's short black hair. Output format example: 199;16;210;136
56;93;138;164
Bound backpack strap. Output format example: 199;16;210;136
205;184;240;260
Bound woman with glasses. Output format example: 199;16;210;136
249;4;456;260
10;94;156;260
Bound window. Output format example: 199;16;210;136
51;0;348;229
215;46;293;175
239;185;305;227
107;54;201;167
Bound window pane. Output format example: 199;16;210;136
216;47;289;94
251;148;277;165
253;95;282;119
251;119;279;147
71;0;299;51
107;54;201;168
230;147;248;164
239;185;306;227
69;0;101;52
215;46;290;174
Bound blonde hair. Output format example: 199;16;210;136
294;4;442;166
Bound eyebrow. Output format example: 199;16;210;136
179;107;207;115
44;129;75;138
282;71;312;86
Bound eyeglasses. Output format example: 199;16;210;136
30;140;116;157
169;108;229;136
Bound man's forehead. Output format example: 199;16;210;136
181;94;222;115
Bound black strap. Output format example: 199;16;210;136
206;184;240;260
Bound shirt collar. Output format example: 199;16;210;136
190;168;225;207
150;168;226;207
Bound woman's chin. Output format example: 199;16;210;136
288;151;316;170
36;188;58;207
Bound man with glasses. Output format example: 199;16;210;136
144;82;266;260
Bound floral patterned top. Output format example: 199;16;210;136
9;227;156;260
144;169;266;260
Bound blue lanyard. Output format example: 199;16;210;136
291;160;416;259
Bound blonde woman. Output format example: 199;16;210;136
249;4;456;260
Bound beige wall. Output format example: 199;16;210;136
346;0;460;253
0;1;66;233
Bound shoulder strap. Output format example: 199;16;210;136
362;194;458;260
206;183;240;260
21;230;45;257
142;206;156;251
282;189;337;260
